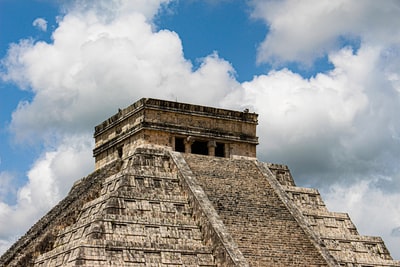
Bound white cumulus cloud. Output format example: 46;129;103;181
251;0;400;64
33;18;48;32
2;9;238;144
223;45;400;188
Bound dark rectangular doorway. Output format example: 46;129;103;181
215;142;225;157
191;141;208;155
175;137;185;152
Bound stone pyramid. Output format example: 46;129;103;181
1;98;398;266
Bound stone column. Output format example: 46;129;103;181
184;136;194;153
208;140;217;156
225;143;231;158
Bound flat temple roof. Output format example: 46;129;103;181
94;98;258;137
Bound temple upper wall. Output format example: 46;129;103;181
93;98;258;169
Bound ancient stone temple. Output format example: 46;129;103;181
1;98;399;266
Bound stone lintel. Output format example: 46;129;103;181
283;185;320;195
322;235;384;243
303;210;350;219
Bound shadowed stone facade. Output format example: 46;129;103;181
93;98;258;169
1;98;399;266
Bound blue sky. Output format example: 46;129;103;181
1;0;400;259
155;1;268;81
0;0;59;204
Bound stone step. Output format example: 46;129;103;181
283;185;328;211
183;153;329;266
34;150;217;267
301;210;359;237
266;163;296;186
36;242;215;266
322;235;394;264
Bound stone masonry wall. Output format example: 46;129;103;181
32;147;218;266
0;160;122;267
3;146;249;267
3;144;399;266
257;161;400;267
93;98;258;169
183;154;330;266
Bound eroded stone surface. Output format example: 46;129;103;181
1;98;399;267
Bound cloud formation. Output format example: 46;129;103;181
3;9;238;144
0;172;16;204
251;0;400;64
227;45;400;186
63;0;172;21
32;18;48;32
1;0;400;259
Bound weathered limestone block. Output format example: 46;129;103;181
2;98;399;267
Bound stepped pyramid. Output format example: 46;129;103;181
1;98;399;266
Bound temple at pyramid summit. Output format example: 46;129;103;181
1;98;399;266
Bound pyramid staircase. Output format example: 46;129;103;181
182;153;399;266
33;147;218;266
182;154;331;266
270;163;397;266
1;147;221;266
1;145;399;266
